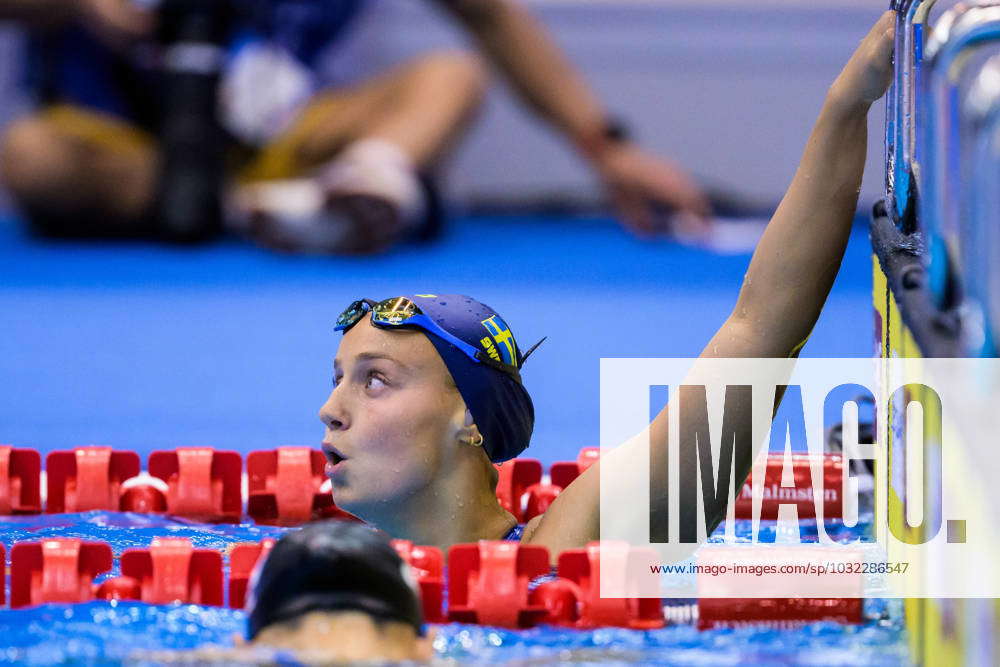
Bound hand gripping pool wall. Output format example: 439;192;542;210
876;2;1000;664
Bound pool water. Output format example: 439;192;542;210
0;511;291;557
0;511;907;665
0;600;906;666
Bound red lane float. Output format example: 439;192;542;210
522;482;561;521
699;597;863;629
228;539;276;609
10;538;113;607
247;447;358;525
552;542;664;629
735;453;844;520
0;445;42;515
120;480;169;513
95;576;142;601
120;537;224;605
448;541;550;628
523;447;601;522
392;540;446;623
148;448;242;522
531;578;581;624
45;447;141;513
549;447;600;490
495;459;542;523
695;545;864;630
1;533;876;633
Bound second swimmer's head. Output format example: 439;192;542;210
320;295;538;511
245;520;432;662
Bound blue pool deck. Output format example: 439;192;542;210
0;214;874;464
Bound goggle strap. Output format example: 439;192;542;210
337;297;537;381
474;350;522;379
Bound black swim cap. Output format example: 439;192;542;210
400;294;536;463
245;521;424;640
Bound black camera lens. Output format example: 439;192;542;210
155;0;235;243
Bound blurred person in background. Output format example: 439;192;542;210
0;0;709;253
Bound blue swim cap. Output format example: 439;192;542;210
401;294;536;463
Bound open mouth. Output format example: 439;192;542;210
322;443;347;469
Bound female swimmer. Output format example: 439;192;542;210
319;12;897;558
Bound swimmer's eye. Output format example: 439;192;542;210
365;370;389;391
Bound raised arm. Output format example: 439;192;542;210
525;11;896;555
704;11;895;360
432;0;710;234
434;0;620;158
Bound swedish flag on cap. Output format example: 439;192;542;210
402;294;539;462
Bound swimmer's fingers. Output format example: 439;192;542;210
856;10;896;102
599;144;712;238
609;187;658;237
832;10;896;108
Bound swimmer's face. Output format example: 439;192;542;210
248;611;436;662
320;314;467;515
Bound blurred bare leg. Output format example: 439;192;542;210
310;50;488;169
235;50;487;254
242;50;487;181
0;106;157;236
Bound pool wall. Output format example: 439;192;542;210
872;214;999;666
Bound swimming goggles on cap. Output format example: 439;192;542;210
335;297;539;377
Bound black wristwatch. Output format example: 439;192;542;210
577;116;632;158
602;117;632;143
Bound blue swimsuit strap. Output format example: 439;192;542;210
503;523;525;541
500;523;559;587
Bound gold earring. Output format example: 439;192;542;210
469;433;484;447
